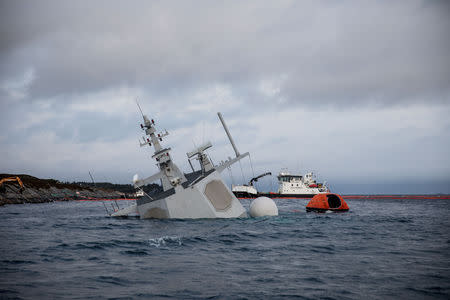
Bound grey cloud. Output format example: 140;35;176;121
1;0;450;190
1;0;449;107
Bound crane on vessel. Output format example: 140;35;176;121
248;172;272;187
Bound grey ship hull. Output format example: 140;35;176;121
136;170;247;219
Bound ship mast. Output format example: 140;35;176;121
136;114;186;191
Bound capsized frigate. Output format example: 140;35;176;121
111;111;248;219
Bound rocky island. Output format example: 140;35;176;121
0;174;134;206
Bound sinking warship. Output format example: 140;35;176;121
111;110;248;219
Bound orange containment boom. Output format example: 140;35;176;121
306;193;349;212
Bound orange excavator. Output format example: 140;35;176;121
0;176;25;193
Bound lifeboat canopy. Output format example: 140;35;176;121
306;193;349;212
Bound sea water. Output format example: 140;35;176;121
0;197;449;299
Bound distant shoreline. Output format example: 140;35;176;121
1;174;449;206
0;174;131;206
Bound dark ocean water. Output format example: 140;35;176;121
0;197;449;299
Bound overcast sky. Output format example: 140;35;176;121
1;0;449;193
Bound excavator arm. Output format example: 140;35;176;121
0;176;25;192
16;177;24;189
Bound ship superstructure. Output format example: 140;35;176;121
277;171;327;196
111;110;248;219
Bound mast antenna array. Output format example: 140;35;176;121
135;98;144;117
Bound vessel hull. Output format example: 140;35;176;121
137;171;247;219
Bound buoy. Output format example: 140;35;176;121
306;193;349;212
249;196;278;217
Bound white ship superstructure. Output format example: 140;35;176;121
277;171;327;195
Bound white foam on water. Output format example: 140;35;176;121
148;236;182;248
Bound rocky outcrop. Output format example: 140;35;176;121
0;174;126;206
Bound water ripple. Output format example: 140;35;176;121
0;197;449;299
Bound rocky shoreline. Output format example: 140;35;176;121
0;174;128;206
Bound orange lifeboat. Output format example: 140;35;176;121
306;193;349;212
